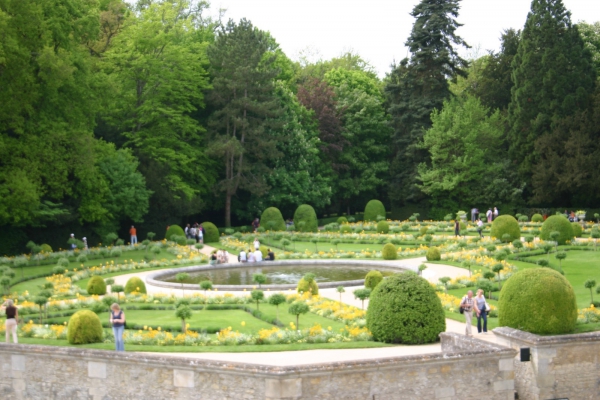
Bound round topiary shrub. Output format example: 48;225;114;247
165;224;185;241
41;244;53;253
540;215;574;245
490;215;520;243
340;225;352;234
293;204;318;232
381;243;397;260
532;213;544;223
426;247;441;261
367;272;445;344
124;276;147;294
364;200;386;222
498;268;577;334
67;310;103;344
571;222;583;238
260;207;286;231
365;270;383;289
296;278;319;295
86;276;107;295
199;221;219;243
376;220;389;234
337;216;348;224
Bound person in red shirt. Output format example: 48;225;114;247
129;226;137;246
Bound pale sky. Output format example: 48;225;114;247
209;0;599;77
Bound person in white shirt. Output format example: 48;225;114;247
486;208;493;222
476;219;484;238
247;250;255;263
239;250;247;262
253;238;260;250
254;249;263;262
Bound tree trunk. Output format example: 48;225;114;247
182;319;186;333
225;193;232;227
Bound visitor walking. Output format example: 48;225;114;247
471;208;478;222
460;291;474;336
185;224;190;239
486;208;493;222
476;219;484;238
493;207;499;220
129;225;137;246
197;226;203;244
474;289;488;334
254;238;260;251
2;299;18;343
252;218;260;232
109;303;125;351
69;233;77;250
454;220;460;237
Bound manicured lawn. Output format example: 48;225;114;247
16;337;392;352
243;303;348;331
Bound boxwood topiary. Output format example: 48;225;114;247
67;310;103;344
426;247;441;261
200;222;219;243
366;272;445;344
340;225;352;234
540;215;574;245
498;268;577;334
337;216;348;224
259;207;286;231
376;220;389;234
86;276;107;295
125;276;147;294
532;213;543;223
381;243;397;260
364;200;386;222
571;222;583;238
296;277;319;295
293;204;318;232
165;224;185;241
365;270;383;289
490;215;520;243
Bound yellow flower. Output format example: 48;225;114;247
241;321;246;327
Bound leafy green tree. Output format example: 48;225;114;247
508;0;596;190
252;273;267;288
175;305;192;333
386;0;469;204
176;273;189;296
207;18;283;227
353;288;371;310
268;293;286;320
578;21;600;74
288;301;309;328
584;279;596;304
251;289;264;311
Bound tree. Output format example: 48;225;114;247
439;277;451;292
584;279;597;305
175;305;192;333
252;273;267;289
578;21;600;74
111;284;124;301
386;0;469;204
336;286;345;304
288;301;309;328
268;293;286;321
508;0;596;192
207;19;283;227
176;273;189;296
492;264;505;289
251;289;264;311
353;288;371;310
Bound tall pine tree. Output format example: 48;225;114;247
508;0;596;195
386;0;469;205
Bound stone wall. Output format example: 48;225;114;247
494;327;600;400
0;333;516;400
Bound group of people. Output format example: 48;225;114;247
185;223;205;243
459;289;490;336
470;207;499;222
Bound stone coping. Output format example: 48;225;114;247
145;259;413;291
493;326;600;346
0;333;515;377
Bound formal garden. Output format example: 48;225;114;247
2;201;600;352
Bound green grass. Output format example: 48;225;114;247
16;337;392;352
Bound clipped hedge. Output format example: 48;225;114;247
260;207;286;231
365;270;384;289
426;247;441;261
571;222;583;238
67;310;103;344
376;220;389;234
364;200;386;222
86;276;107;295
498;268;577;334
124;276;147;294
165;224;185;241
540;215;574;245
381;243;397;260
293;204;318;232
200;222;219;243
366;272;445;344
296;278;319;295
531;213;544;223
490;215;520;243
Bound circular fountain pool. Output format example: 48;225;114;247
146;260;411;291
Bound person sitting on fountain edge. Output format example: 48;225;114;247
266;248;275;261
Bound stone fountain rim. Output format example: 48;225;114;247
145;259;411;291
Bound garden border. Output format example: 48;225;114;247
145;260;413;291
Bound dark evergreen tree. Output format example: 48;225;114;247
207;19;283;227
386;0;469;204
508;0;596;192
